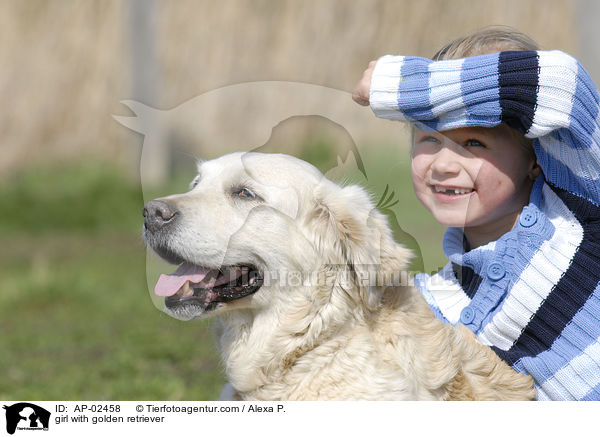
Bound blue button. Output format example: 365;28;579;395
519;208;538;227
460;307;475;324
487;262;506;281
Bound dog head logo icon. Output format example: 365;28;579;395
3;403;50;435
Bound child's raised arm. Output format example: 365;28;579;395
356;51;600;206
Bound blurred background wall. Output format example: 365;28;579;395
0;0;585;180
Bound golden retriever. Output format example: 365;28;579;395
142;152;534;400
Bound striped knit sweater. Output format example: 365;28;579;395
369;50;600;401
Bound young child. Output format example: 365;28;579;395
353;26;600;401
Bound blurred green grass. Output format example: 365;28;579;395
0;162;226;400
0;146;445;400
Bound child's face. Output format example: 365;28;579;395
411;125;538;245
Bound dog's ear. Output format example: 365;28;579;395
307;180;413;308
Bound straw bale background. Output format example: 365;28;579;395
0;0;584;178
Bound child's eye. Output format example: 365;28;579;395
419;136;441;144
465;139;486;148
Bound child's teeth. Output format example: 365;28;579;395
435;186;471;194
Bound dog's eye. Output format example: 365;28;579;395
233;187;257;200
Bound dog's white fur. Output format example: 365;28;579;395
150;152;534;401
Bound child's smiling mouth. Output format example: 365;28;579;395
430;184;475;201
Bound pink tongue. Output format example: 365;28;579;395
154;263;210;297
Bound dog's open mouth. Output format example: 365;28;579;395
155;263;263;312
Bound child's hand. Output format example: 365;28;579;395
352;60;376;106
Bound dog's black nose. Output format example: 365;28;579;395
143;200;179;233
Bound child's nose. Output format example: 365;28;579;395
430;146;462;175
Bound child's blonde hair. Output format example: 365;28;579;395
432;25;539;61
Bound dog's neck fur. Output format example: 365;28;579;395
214;273;375;398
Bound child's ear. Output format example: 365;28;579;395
528;160;541;180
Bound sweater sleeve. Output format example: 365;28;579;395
370;50;600;206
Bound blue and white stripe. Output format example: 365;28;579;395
428;57;467;128
520;284;600;400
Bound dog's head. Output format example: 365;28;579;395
143;152;412;321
